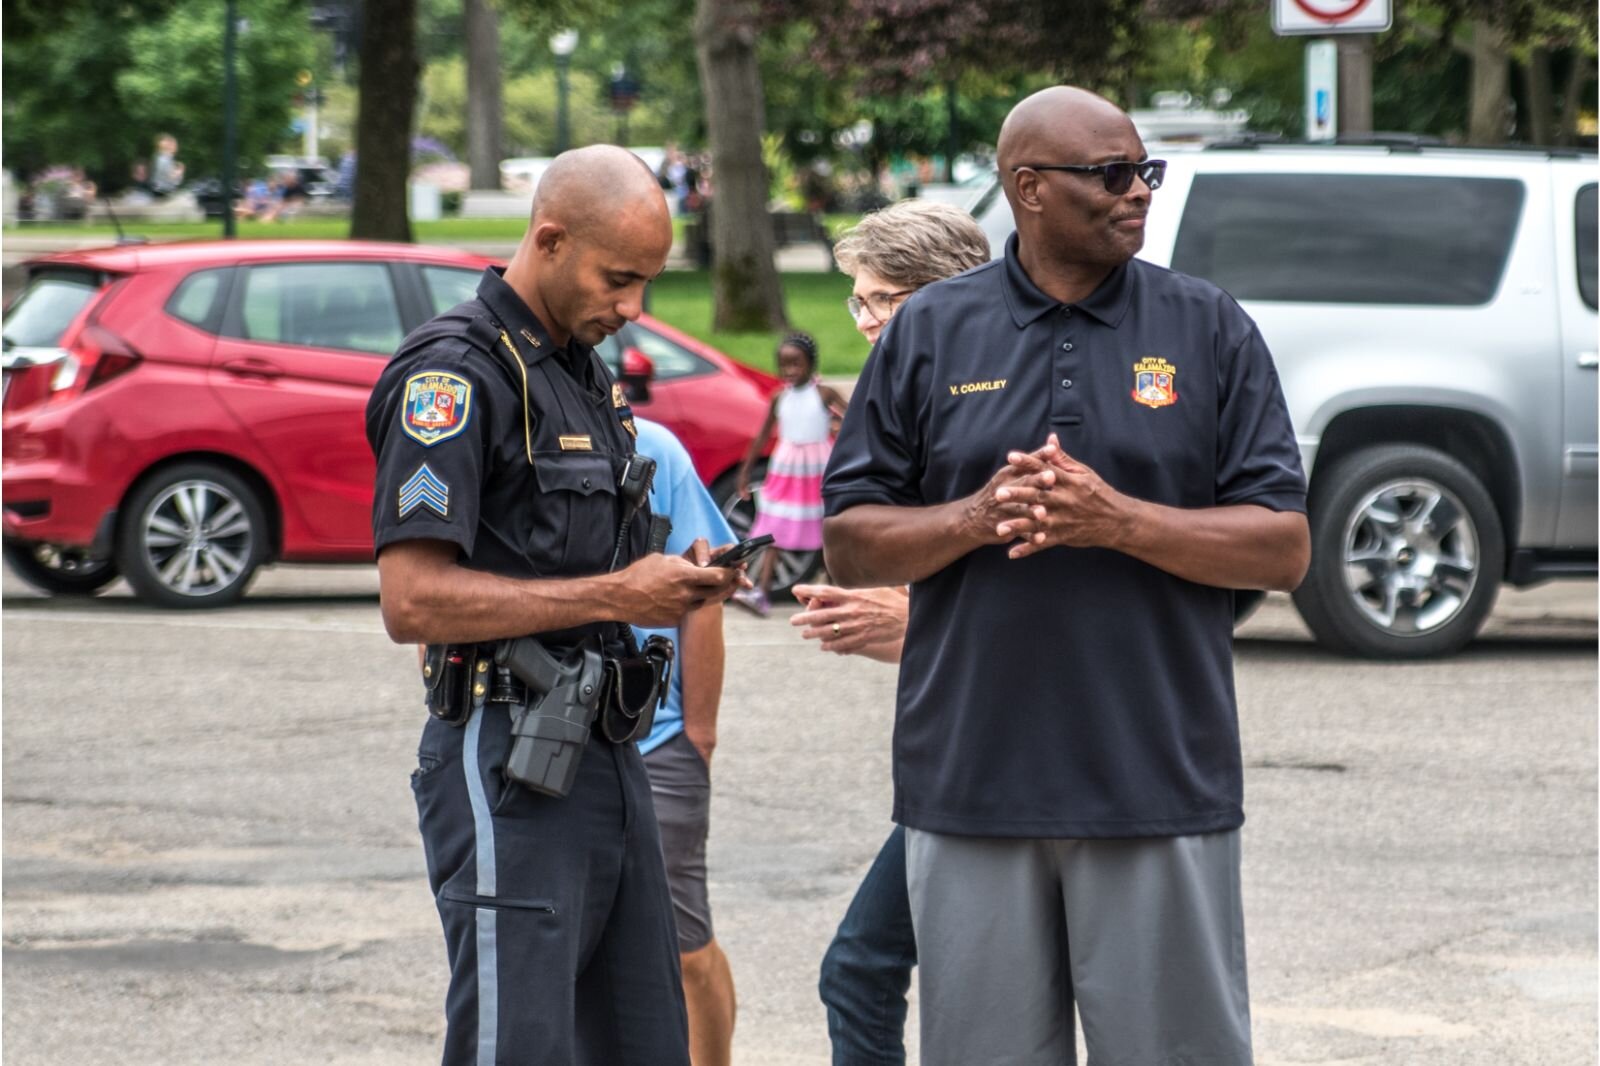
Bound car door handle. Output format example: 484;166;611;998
1577;352;1599;369
220;357;286;380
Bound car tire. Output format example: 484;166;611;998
2;541;120;596
115;463;270;609
1292;445;1503;659
710;463;823;600
1233;590;1266;626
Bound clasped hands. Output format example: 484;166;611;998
965;433;1135;560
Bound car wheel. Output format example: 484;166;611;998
115;463;270;609
1292;445;1503;659
2;541;119;595
711;463;823;599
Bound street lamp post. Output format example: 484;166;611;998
222;0;240;238
550;30;579;154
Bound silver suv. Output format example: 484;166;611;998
969;141;1597;658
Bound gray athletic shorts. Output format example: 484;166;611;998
906;827;1253;1066
641;731;714;954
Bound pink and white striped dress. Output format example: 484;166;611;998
750;380;832;550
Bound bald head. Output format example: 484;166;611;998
508;144;674;349
532;144;670;241
997;86;1136;179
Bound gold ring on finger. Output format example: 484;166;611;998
832;623;842;636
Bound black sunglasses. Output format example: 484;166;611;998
1010;159;1167;195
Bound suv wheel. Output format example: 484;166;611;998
1293;445;1503;659
116;463;270;609
2;541;119;596
711;462;823;598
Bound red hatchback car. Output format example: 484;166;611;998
2;240;805;607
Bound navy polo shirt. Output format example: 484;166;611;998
823;235;1306;839
366;267;648;655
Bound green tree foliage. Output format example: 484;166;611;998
416;57;675;157
3;0;315;188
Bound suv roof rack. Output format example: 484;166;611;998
1204;133;1593;158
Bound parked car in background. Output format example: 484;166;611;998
968;140;1598;658
1;241;802;608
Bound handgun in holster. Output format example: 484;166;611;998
495;636;606;798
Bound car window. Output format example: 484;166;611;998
240;262;402;354
624;323;712;380
421;266;481;316
166;268;228;331
1576;184;1596;311
3;272;102;348
1171;174;1524;305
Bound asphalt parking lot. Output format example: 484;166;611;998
3;565;1595;1065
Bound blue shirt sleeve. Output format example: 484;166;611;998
634;419;736;553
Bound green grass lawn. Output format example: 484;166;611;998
647;271;869;377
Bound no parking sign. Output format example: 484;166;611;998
1273;0;1391;35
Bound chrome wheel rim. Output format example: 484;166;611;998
1340;478;1479;636
139;479;254;597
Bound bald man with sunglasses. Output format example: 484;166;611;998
822;87;1310;1065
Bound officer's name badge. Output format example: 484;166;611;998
1131;357;1178;409
948;378;1007;397
558;435;593;451
402;371;473;446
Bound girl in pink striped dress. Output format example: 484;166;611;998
734;332;847;616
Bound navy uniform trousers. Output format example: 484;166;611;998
411;703;690;1066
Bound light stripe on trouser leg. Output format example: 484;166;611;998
463;707;500;1064
477;907;499;1066
463;708;497;896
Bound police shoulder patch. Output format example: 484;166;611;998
402;370;473;446
398;463;450;520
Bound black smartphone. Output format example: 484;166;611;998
708;534;774;568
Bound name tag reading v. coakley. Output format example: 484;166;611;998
948;379;1007;397
558;435;594;451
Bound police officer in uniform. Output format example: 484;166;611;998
366;146;742;1066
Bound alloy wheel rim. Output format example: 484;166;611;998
140;479;254;597
1340;478;1479;636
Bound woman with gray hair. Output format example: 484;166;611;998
792;198;990;1065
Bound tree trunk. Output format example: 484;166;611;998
351;0;418;241
1521;47;1554;145
1468;21;1511;145
1558;53;1590;147
693;0;787;332
464;0;503;190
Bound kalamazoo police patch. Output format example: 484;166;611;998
402;371;473;446
1131;357;1178;409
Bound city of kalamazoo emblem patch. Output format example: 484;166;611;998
402;371;473;446
1131;357;1178;409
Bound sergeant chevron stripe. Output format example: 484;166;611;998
398;463;450;519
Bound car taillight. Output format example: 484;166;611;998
62;324;141;393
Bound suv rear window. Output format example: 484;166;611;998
2;271;103;348
1171;174;1524;306
1576;184;1596;311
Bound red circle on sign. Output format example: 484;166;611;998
1291;0;1372;22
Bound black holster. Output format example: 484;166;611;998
496;636;605;798
598;634;675;743
422;643;484;726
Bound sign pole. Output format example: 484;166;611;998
1306;39;1338;141
1337;35;1374;135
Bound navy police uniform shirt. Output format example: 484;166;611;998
366;267;648;653
823;234;1307;839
